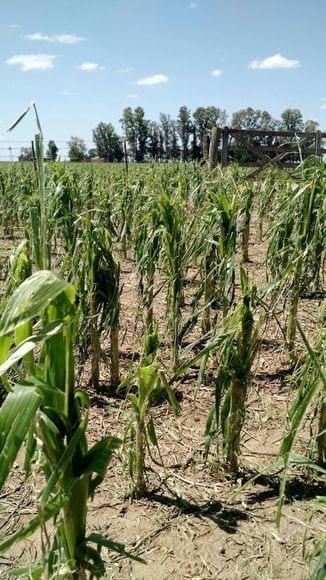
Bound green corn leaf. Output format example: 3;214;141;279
240;265;248;292
297;320;326;387
0;322;63;378
172;333;224;380
310;545;326;580
129;393;139;412
147;416;159;447
0;385;41;492
195;351;209;400
14;321;35;373
8;563;43;578
277;376;324;526
30;208;42;269
37;412;65;467
76;436;121;479
159;371;181;416
7;102;34;132
0;334;12;392
139;365;157;389
74;390;90;409
40;417;88;505
0;271;73;338
204;405;216;457
0;334;12;365
23;426;37;478
314;496;326;505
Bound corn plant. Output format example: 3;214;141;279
0;271;141;578
7;103;52;271
209;185;239;318
267;160;325;361
158;191;198;369
239;183;255;263
277;320;326;526
205;269;262;471
72;213;121;389
134;191;162;333
3;239;32;299
124;331;180;497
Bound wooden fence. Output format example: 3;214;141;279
208;127;326;176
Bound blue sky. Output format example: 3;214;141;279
1;0;325;158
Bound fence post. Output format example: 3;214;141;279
209;126;219;168
123;139;128;173
315;130;322;159
221;127;229;168
203;134;210;161
31;140;37;174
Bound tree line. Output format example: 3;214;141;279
18;106;320;163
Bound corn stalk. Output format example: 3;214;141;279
124;331;180;497
205;269;262;471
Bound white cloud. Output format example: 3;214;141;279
127;93;139;99
77;62;100;71
211;68;222;77
118;67;133;74
136;73;168;86
24;32;86;44
9;24;20;28
6;54;56;71
190;2;198;7
62;89;75;96
321;99;326;111
248;53;300;70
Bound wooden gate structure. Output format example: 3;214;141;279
208;127;326;176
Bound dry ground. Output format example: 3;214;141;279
0;213;325;579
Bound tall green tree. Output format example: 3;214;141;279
46;140;59;161
159;113;173;160
191;125;201;161
231;107;275;130
281;108;304;132
177;106;192;162
147;121;161;161
304;119;319;132
18;147;33;161
93;122;123;162
231;108;278;161
120;107;148;162
134;106;148;162
170;120;180;160
193;106;227;155
120;107;138;160
67;136;86;162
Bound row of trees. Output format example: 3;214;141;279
18;107;320;163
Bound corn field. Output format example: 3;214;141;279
0;133;325;578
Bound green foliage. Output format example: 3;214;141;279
72;213;121;388
46;140;59;161
0;271;122;577
67;136;87;162
93;122;124;162
205;272;262;470
277;322;326;525
124;331;180;497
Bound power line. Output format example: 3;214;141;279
0;140;94;144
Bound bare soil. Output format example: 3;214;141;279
0;214;324;579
